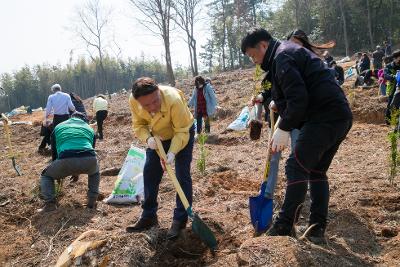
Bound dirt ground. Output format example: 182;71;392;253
1;67;399;266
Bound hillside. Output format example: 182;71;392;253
0;68;399;266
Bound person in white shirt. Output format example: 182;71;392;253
92;94;108;140
44;84;75;128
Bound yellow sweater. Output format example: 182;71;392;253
129;86;194;154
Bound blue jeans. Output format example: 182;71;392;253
379;83;387;96
141;126;195;223
196;113;210;134
264;129;300;199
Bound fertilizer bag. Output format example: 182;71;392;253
104;146;145;204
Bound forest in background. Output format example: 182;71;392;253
1;0;399;113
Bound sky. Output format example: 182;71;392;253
0;0;209;75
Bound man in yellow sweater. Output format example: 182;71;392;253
126;77;195;240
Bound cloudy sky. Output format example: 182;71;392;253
0;0;209;74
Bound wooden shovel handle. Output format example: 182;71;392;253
262;111;281;181
153;136;190;210
1;113;13;151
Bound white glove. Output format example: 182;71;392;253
271;128;290;153
166;152;175;165
147;137;157;150
255;94;263;103
269;100;277;112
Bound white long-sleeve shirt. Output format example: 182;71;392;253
45;91;75;118
93;97;108;112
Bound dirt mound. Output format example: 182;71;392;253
342;73;386;125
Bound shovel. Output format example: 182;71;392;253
154;136;217;251
1;113;21;176
249;111;280;235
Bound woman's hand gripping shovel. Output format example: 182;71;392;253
153;136;218;251
249;110;280;236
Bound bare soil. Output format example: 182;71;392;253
0;67;399;266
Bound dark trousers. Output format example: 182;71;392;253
141;126;195;223
276;119;352;228
39;125;52;149
53;114;70;128
50;114;70;151
385;86;396;124
96;110;108;139
196;112;210;134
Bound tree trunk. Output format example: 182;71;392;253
339;0;350;56
389;0;393;40
294;0;300;28
251;1;256;26
187;38;195;75
221;0;227;71
164;38;175;86
366;0;374;49
192;37;198;76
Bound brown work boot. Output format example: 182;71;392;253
37;202;57;213
126;217;158;233
166;220;187;240
86;197;97;209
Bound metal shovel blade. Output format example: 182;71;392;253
249;182;273;235
12;157;22;176
191;213;218;251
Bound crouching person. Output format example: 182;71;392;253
126;77;195;240
38;111;100;212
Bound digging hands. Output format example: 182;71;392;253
269;100;278;113
147;137;157;150
43;119;51;127
160;152;175;170
249;94;264;106
270;128;290;153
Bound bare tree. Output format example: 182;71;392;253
129;0;176;86
72;0;113;92
366;0;374;49
172;0;202;76
339;0;349;56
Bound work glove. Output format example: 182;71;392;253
269;100;278;113
271;128;290;153
166;152;175;165
147;137;157;150
255;94;263;103
160;152;175;170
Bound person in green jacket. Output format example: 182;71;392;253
38;112;100;212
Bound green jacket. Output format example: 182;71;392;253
52;118;95;160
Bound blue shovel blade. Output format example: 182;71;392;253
249;183;273;234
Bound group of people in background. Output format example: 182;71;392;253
348;44;400;125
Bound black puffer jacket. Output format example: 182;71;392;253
261;39;352;131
